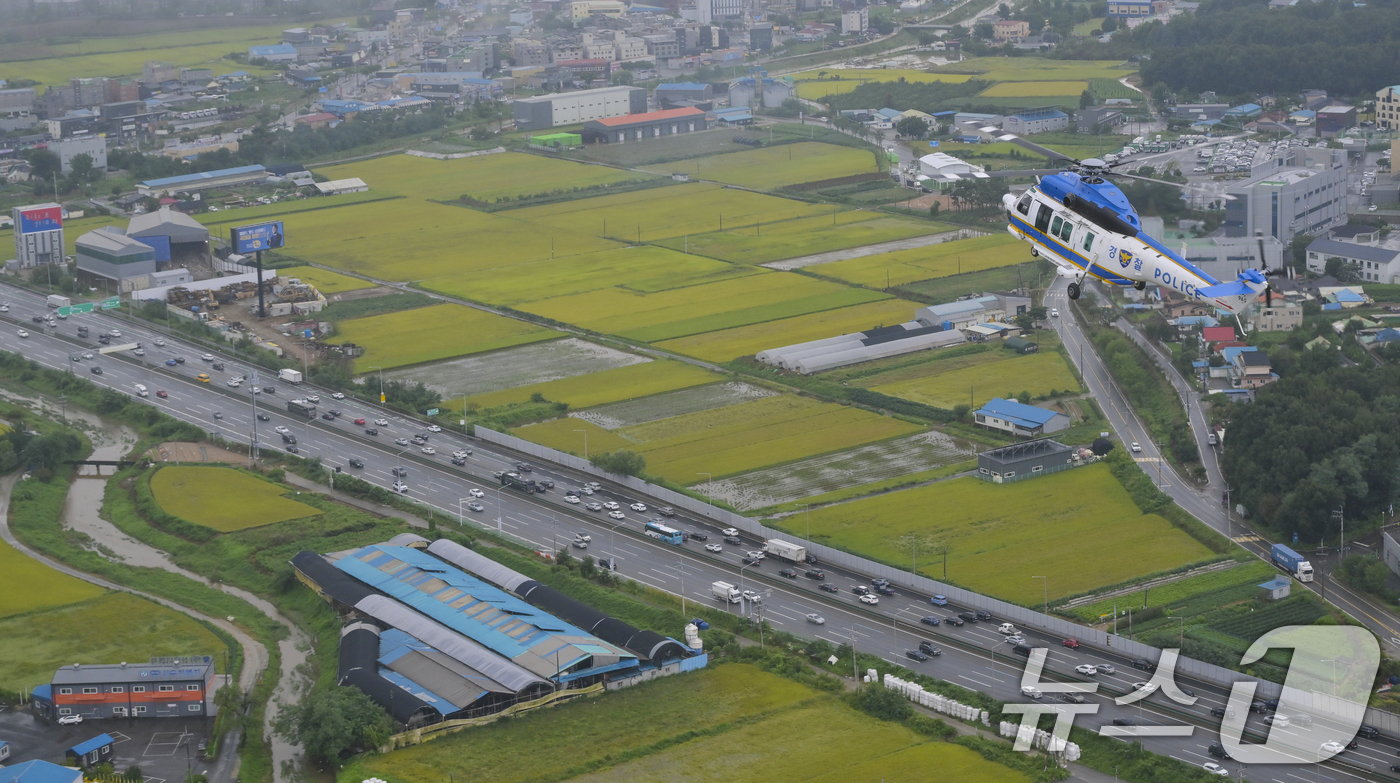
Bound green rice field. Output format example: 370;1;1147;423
0;538;104;618
277;265;375;294
465;360;720;410
335;303;566;371
654;212;949;265
317;152;657;203
641;142;881;190
869;350;1082;409
150;467;322;532
810;233;1027;288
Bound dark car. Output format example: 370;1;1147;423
98;335;112;344
257;413;270;421
173;356;184;363
212;362;225;371
1207;743;1231;760
852;585;871;595
778;568;798;579
322;413;335;420
944;616;965;627
1210;706;1234;719
348;458;365;469
1131;658;1156;672
1179;686;1195;698
1059;693;1086;704
874;584;896;596
328;410;341;418
1112;717;1137;727
905;649;929;663
805;568;826;580
1391;766;1400;774
30;315;42;323
724;535;743;545
871;577;889;587
1357;724;1380;740
818;583;839;593
1262;698;1279;711
958;611;978;623
285;444;299;453
263;385;275;395
1011;644;1032;657
973;610;992;621
920;616;941;627
281;433;296;444
365;428;379;436
689;532;708;541
657;507;676;517
918;641;942;656
741;556;762;566
89;366;102;375
392;467;407;477
451;457;467;466
1249;701;1268;714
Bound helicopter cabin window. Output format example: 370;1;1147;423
1016;194;1031;216
1083;232;1096;252
1034;203;1052;233
1050;215;1063;238
1057;218;1074;243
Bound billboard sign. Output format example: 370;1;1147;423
18;206;62;234
230;222;286;254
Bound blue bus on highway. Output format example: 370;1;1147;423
644;520;683;545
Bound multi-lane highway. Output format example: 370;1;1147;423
0;282;1395;781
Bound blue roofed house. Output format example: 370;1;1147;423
1003;107;1068;135
2;760;82;783
0;739;10;761
973;398;1070;437
248;44;298;62
1223;103;1263;122
1259;577;1291;601
67;734;114;768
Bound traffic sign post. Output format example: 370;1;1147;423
57;303;95;316
101;297;120;310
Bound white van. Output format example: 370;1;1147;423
998;623;1018;635
134;384;149;397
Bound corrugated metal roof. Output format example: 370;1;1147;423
3;760;83;783
589;107;704;127
140;164;266;189
70;735;114;756
975;397;1063;427
426;539;531;592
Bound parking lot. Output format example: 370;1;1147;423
0;707;213;782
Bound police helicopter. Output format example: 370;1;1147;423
990;134;1277;317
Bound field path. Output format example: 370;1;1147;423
762;227;987;270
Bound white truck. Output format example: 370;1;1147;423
278;368;303;384
46;294;70;308
711;581;741;603
764;538;809;564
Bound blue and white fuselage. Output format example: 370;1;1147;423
1001;171;1265;315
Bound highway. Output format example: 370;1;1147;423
0;283;1395;780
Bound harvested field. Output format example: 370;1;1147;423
704;430;977;510
571;381;778;429
335;303;565;372
655;298;922;363
653;212;944;265
316;152;656;203
378;338;648;400
809;233;1026;287
519;270;887;343
464;360;720;411
641;142;881;190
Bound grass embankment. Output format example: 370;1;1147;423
150;466;323;532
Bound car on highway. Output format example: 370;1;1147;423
165;358;178;366
580;486;594;495
818;583;839;593
858;593;879;605
1208;742;1232;759
905;649;929;662
688;531;707;541
1131;682;1158;695
1210;706;1236;719
173;356;184;363
723;535;742;545
608;510;625;520
571;539;588;549
275;426;290;434
467;502;484;512
421;446;436;455
212;411;222;419
1059;693;1086;704
973;610;992;621
778;568;798;579
705;543;722;553
929;595;948;606
196;373;210;382
630;502;647;512
1263;715;1289;727
88;365;103;375
452;449;471;459
803;568;825;580
1062;638;1081;649
201;354;214;361
257;414;269;422
331;392;345;400
920;616;941;627
428;424;441;432
213;363;225;371
1131;442;1142;452
1095;663;1116;675
375;418;389;427
306;394;320;403
16;329;28;338
133;348;145;356
228;379;242;388
155;390;168;398
957;611;978;623
741;556;761;566
603;501;620;511
109;330;120;338
1075;664;1098;676
721;528;738;537
57;714;83;725
395;438;409;446
806;613;825;625
944;616;964;627
918;641;941;656
391;467;408;478
71;354;82;362
564;495;580;504
1004;635;1026;645
348;459;364;469
354;418;366;425
745;550;765;561
586;502;603;512
1020;686;1042;699
1131;658;1156;672
1201;762;1228;777
151;338;165;347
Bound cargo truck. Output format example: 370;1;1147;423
711;581;741;603
500;472;545;493
1271;544;1314;582
764;538;815;564
278;369;303;384
46;294;70;308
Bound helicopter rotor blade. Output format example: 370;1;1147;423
984;169;1066;178
1109;171;1238;202
995;132;1078;165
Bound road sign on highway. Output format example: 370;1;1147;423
425;408;439;416
57;303;95;316
101;297;120;310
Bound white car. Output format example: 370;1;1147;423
806;613;826;625
201;354;214;361
580;486;594;495
705;543;722;553
1004;634;1026;645
859;593;879;605
57;714;83;725
1202;762;1228;777
467;501;484;512
16;329;28;338
421;446;436;455
306;394;320;403
469;488;485;498
82;352;94;359
133;348;145;356
331;392;345;400
375;418;389;426
251;387;261;395
1049;308;1059;317
1131;682;1158;695
428;424;442;432
608;510;625;520
153;338;166;347
721;528;739;537
1131;442;1142;452
0;305;7;312
603;501;620;511
586;502;603;512
275;426;290;434
227;379;241;387
1320;741;1346;754
108;330;121;337
742;590;762;603
745;550;765;560
1075;664;1099;676
452;450;470;459
1263;714;1289;727
1020;686;1043;699
564;495;581;504
630;502;647;512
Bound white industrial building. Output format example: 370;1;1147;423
841;7;868;32
915;153;984;188
51;135;107;174
758;322;965;374
1224;147;1347;245
512;86;647;130
314;177;369;195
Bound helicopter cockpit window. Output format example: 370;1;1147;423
1083;232;1096;252
1016;194;1031;215
1034;203;1052;233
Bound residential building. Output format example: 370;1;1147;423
512;39;553;66
1304;226;1400;283
615;37;648;60
976;439;1076;483
1376;85;1400;131
841;8;868;33
581;106;706;142
1171;103;1229;121
141;60;177;84
1232;349;1275;388
1224;148;1347;244
51;135;106;174
1003;107;1067;134
1254;299;1303;331
973;398;1070;437
993;19;1030;39
513;85;646;130
31;660;216;720
1161;290;1210;318
0;87;36;118
1106;0;1153;16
